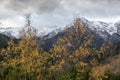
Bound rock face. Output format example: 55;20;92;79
115;22;120;35
109;33;120;44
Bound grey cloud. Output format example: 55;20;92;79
2;0;120;17
0;0;4;2
5;0;61;13
1;0;120;29
60;0;120;17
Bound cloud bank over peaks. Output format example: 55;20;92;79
0;0;120;30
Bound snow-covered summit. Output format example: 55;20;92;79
0;27;22;38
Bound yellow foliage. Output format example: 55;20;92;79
90;65;106;80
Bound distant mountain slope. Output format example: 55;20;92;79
0;33;10;49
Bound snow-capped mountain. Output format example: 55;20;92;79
73;17;118;35
43;17;120;50
78;17;120;42
44;17;120;41
1;17;120;51
0;27;22;38
0;17;120;41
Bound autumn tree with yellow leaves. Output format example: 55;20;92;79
0;14;50;80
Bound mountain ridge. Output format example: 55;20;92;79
0;17;120;44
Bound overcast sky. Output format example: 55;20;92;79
0;0;120;32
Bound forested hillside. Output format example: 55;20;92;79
0;18;120;80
